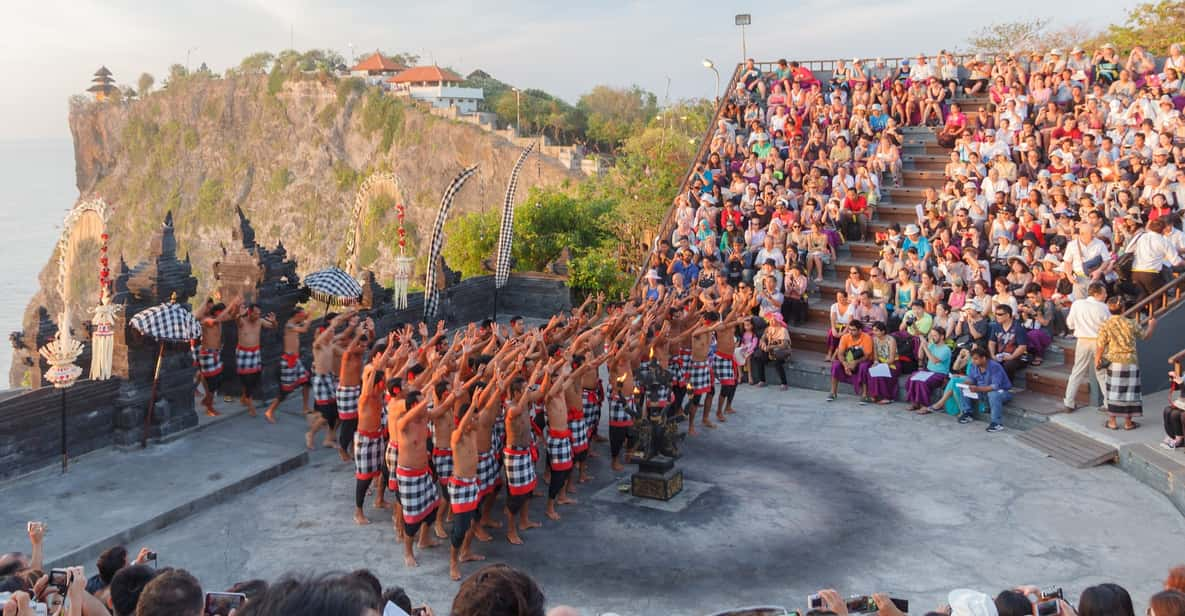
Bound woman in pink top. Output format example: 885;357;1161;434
937;102;966;148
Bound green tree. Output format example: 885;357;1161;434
1104;0;1185;54
513;188;613;271
442;210;499;277
569;248;632;300
966;18;1051;54
578;85;658;151
137;73;154;97
165;64;188;88
383;51;421;67
238;52;275;74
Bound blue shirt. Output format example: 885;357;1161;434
671;261;700;290
988;320;1028;354
869;113;888;132
967;359;1012;392
903;235;931;259
926;343;952;374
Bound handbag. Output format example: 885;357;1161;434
767;338;793;361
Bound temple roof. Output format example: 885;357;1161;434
386;65;463;84
350;52;406;73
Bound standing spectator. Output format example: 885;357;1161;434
958;347;1013;432
1062;223;1112;299
1126;218;1183;298
1096;296;1157;430
1063;282;1112;412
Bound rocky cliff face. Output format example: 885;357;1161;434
10;73;579;387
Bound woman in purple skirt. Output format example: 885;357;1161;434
861;321;900;404
908;326;953;412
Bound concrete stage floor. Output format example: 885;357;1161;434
72;385;1185;615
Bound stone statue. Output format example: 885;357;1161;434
632;358;682;460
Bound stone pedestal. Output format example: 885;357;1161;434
110;212;200;445
630;455;683;501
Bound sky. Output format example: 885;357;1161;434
0;0;1138;142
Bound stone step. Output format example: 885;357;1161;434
875;203;918;223
847;240;881;261
902;170;947;189
902;143;949;156
788;322;831;354
1023;364;1089;405
883;186;929;201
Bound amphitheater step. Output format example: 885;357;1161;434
876;203;918;223
902;170;947;188
1023;364;1088;405
902;143;949;156
1015;422;1117;468
903;155;947;172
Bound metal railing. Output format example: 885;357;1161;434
634;62;743;289
1124;273;1185;323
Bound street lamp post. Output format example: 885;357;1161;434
702;59;720;104
735;14;751;61
186;46;198;73
512;87;522;136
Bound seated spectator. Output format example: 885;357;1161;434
829;321;873;401
1018;285;1054;365
826;290;856;361
988;304;1028;379
862;321;900;404
753;312;791;390
909;326;952;412
957;347;1013;433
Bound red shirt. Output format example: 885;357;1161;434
843;195;868;214
1050;127;1082;142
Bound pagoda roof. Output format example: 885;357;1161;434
386;65;463;84
94;66;112;77
350;52;406;73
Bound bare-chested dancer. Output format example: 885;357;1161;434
676;306;718;436
710;304;752;421
234;303;276;417
336;317;371;455
262;307;311;425
194;296;240;417
309;311;354;459
503;338;550;544
448;369;496;580
472;350;522;542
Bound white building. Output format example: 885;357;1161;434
387;66;483;114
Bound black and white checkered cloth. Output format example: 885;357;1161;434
431;447;454;481
547;429;573;471
384;442;399;490
448;476;481;513
279;354;309;391
424;164;480;322
396;465;441;524
235;345;262;375
129;302;202;342
686;358;713;394
582;388;601;437
196;346;223;377
477;450;502;497
335;384;361;420
503;446;537;496
608;394;635;427
303;267;362;305
495;143;535;290
1105;363;1143;404
311;373;337;405
570;410;589;454
712;351;737;386
353;429;386;480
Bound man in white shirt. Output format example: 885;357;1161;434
1062;282;1112;411
979;132;1009;162
909;54;935;81
1128;218;1183;297
1062;223;1113;299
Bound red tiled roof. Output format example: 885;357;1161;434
386;66;463;84
350;52;406;73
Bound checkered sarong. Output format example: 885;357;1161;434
279;353;310;392
311;373;337;405
235;345;262;375
492;408;507;452
668;354;687;387
582;388;601;436
712;351;737;386
449;476;481;513
197;346;223;377
396;465;440;524
353;429;386;480
477;450;503;497
335;384;361;420
568;407;589;454
686;358;713;394
608;394;635;427
384;442;399;490
547;428;573;471
1105;363;1143;405
503;446;536;495
432;447;454;481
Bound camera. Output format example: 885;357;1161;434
204;592;247;616
1039;588;1063;601
145;551;158;562
49;569;70;595
1036;599;1060;616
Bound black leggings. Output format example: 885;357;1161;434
354;469;389;508
450;509;477;548
506;490;529;514
403;508;437;539
610;425;629;458
671;385;687;414
1165;406;1185;439
719;384;737;405
338;418;357;452
548;468;570;499
315;402;338;429
751;355;788;385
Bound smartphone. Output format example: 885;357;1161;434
1039;587;1063;601
808;594;823;610
846;596;878;613
1036;599;1060;616
49;569;70;595
203;592;246;616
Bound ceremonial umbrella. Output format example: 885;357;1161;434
303;267;362;315
128;298;202;448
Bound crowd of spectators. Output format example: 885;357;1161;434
644;44;1185;433
7;523;1185;616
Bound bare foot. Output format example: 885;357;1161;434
715;413;727;422
404;554;418;568
521;519;542;530
460;551;485;563
507;532;523;545
205;407;221;417
557;495;578;505
434;525;448;539
578;474;594;484
588;449;600;458
373;499;391;510
305;432;314;450
687;426;698;437
419;535;440;549
322;439;336;448
702;419;717;429
545;509;561;521
264;409;277;424
337;448;351;462
611;461;624;472
353;511;370;525
480;518;503;529
450;565;462;581
473;527;493;542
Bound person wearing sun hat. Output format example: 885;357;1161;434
902;223;931;259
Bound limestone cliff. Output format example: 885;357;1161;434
10;73;579;387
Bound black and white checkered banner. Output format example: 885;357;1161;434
128;301;202;342
495;142;535;289
304;266;363;305
424;164;480;321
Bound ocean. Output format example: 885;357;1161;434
0;138;78;389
